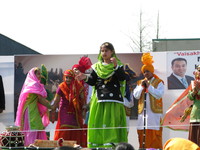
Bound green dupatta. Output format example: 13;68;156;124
93;53;126;98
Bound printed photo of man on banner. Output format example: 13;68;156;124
167;50;200;90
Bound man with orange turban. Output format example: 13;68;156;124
133;53;164;149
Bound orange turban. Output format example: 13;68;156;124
141;64;154;73
141;53;154;73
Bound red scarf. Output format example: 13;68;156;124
59;69;85;112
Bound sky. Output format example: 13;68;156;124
1;0;200;54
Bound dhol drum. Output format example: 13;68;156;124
0;125;24;147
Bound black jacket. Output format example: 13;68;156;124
86;66;126;103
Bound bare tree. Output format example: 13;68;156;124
156;11;160;39
126;9;159;52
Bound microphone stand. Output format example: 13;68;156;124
142;86;147;149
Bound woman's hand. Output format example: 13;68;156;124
38;95;52;109
49;109;57;123
76;72;87;81
51;103;57;111
110;57;117;68
51;94;60;111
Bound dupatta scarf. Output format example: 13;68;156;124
15;67;48;127
93;50;126;97
59;70;85;114
162;84;193;130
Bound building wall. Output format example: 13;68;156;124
153;38;200;52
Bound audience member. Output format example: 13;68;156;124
163;138;200;150
115;142;135;150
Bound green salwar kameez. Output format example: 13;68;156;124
86;60;128;148
88;90;128;148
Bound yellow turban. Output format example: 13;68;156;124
141;53;154;73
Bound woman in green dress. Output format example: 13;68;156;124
76;42;128;148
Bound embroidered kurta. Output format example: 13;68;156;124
133;77;164;130
86;62;128;148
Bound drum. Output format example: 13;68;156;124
0;125;24;147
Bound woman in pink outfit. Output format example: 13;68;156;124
15;67;52;146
